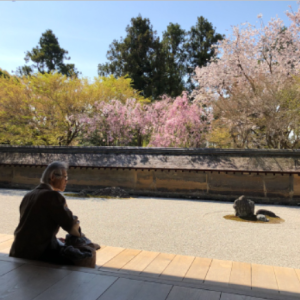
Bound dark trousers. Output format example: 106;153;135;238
39;245;74;266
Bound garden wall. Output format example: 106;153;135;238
0;146;299;204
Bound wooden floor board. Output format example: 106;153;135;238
295;269;300;283
33;271;118;300
0;239;299;299
97;277;172;300
0;239;13;251
220;292;268;300
95;245;106;253
0;235;14;243
0;260;23;277
118;250;159;274
229;261;251;290
160;254;194;281
204;259;232;287
141;253;176;278
0;264;71;300
251;263;278;294
96;246;124;268
273;266;300;296
0;239;13;256
166;285;221;300
99;249;141;272
183;257;212;284
0;247;12;256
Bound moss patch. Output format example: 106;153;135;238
64;193;130;199
223;214;285;224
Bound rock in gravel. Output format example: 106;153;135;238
78;190;88;197
91;187;129;198
233;195;255;217
256;214;269;222
256;209;279;218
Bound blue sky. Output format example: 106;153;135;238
1;1;299;80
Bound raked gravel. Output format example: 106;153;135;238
0;188;300;269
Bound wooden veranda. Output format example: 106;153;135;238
0;234;299;300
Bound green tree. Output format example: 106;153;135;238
161;23;186;97
16;65;33;77
98;15;165;99
0;68;11;79
0;72;148;146
185;16;224;91
16;29;80;77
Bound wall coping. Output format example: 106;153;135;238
0;145;300;157
0;146;300;172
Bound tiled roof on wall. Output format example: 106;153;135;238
0;146;299;173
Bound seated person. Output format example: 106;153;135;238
9;161;82;265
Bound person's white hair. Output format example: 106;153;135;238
40;161;69;184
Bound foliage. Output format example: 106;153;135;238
207;119;232;148
98;15;223;98
98;15;165;99
0;68;11;79
80;98;150;146
0;76;35;145
161;23;186;97
148;92;212;147
185;16;224;92
80;92;212;147
16;29;80;77
91;75;150;104
0;72;91;145
26;72;93;145
194;8;300;149
0;73;146;146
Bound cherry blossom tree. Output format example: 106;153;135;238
148;92;212;147
80;92;212;147
193;4;300;149
80;98;153;146
81;99;133;146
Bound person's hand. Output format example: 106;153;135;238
69;219;81;237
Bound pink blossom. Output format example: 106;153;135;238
80;93;212;147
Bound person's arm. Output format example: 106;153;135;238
45;191;81;237
69;217;81;237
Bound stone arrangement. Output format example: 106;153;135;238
256;214;269;222
233;195;279;222
233;195;255;218
255;209;278;218
91;187;130;198
77;190;89;197
77;187;130;198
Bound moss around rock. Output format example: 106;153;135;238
224;214;284;224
